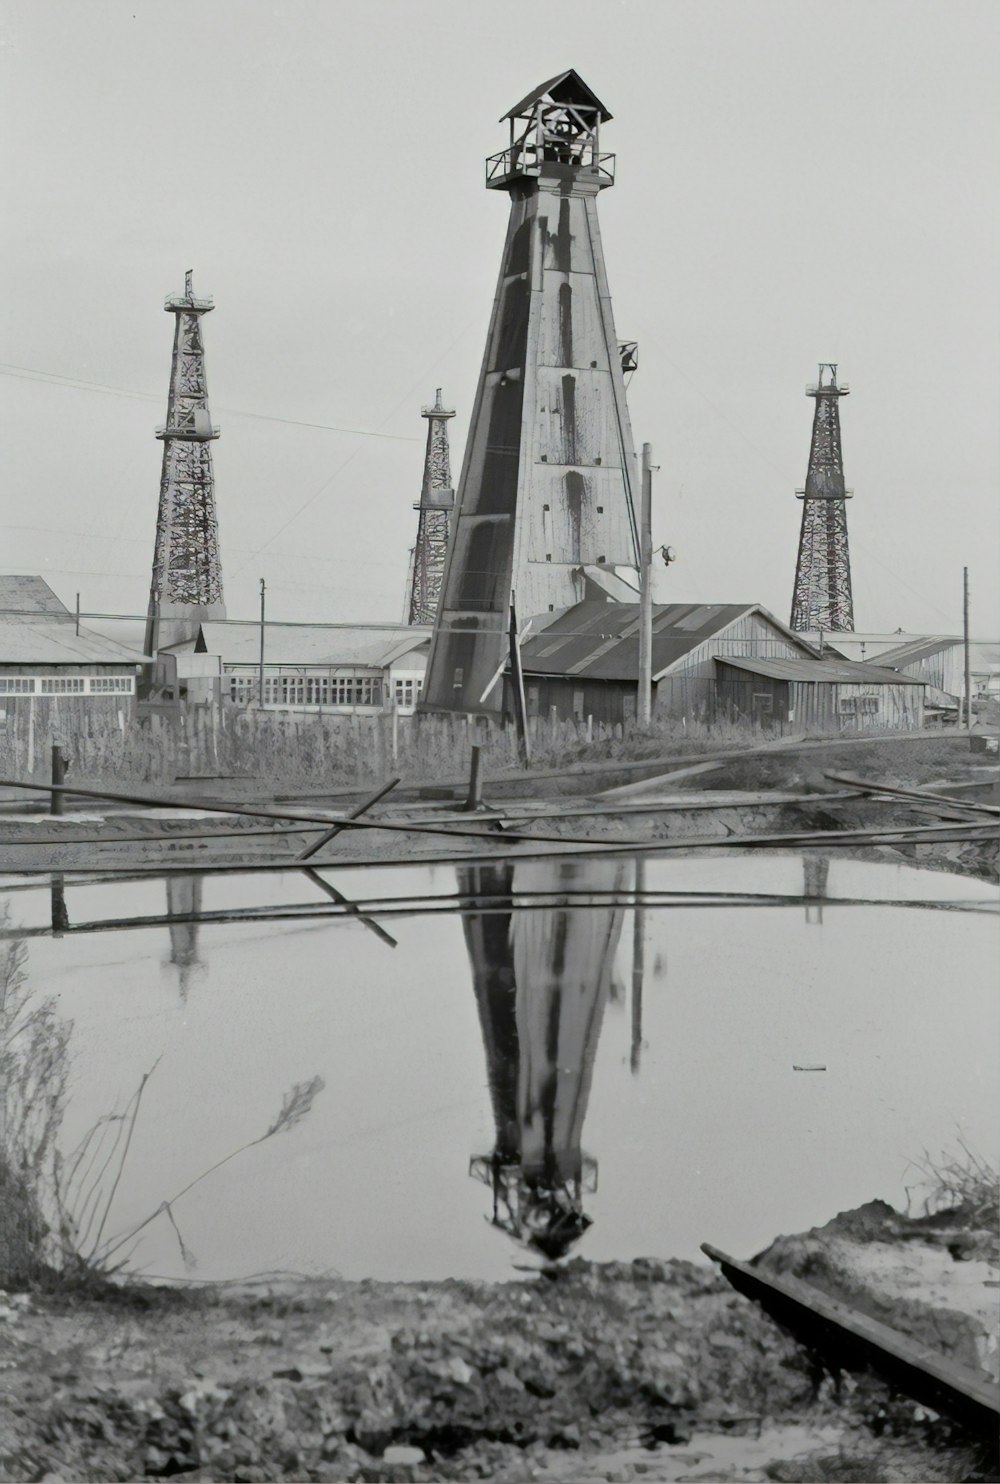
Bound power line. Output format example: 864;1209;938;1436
0;362;422;443
229;316;478;577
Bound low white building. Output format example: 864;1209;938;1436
162;621;431;714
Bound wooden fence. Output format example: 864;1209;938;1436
0;697;793;793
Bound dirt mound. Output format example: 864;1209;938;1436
754;1203;1000;1385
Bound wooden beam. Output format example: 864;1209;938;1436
702;1242;1000;1437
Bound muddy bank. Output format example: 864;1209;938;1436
2;1210;996;1484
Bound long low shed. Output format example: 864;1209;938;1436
508;600;926;730
714;656;926;730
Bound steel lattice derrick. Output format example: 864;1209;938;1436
790;364;855;632
145;271;225;658
407;389;455;626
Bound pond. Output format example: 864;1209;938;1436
2;853;997;1284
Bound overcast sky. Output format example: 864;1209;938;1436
2;0;997;638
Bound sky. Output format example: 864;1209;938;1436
1;0;997;640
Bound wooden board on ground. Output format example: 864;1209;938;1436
701;1242;1000;1437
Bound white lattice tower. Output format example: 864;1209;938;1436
408;389;456;625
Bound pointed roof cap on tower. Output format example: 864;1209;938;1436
502;70;612;124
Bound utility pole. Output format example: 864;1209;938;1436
508;591;531;767
637;443;654;728
963;566;971;731
258;578;266;708
630;856;645;1074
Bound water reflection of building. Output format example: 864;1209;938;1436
166;874;204;996
462;858;625;1261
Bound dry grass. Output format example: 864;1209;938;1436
905;1139;1000;1231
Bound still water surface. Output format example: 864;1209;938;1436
4;854;997;1283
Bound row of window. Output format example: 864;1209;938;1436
839;695;880;714
228;674;424;708
0;675;135;696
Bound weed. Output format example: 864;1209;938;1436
0;909;325;1285
904;1139;999;1230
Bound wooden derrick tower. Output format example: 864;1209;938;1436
421;70;640;715
406;390;456;625
144;271;225;659
790;364;855;632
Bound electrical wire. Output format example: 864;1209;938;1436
0;362;422;443
228;317;479;577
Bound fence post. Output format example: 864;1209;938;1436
50;742;67;815
587;714;593;745
464;743;483;812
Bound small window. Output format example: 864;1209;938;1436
596;505;604;514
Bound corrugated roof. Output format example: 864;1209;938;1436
874;637;961;668
716;655;926;685
519;601;763;681
0;621;146;664
0;575;73;622
182;622;431;668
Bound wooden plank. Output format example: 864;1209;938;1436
298;777;400;861
702;1243;1000;1436
824;771;1000;817
599;761;725;797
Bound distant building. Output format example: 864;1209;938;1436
0;577;144;722
510;601;926;731
162;621;432;713
818;632;997;706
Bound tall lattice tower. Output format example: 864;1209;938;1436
144;270;225;659
407;389;455;624
421;70;639;715
790;363;854;632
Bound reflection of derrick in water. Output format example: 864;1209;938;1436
803;856;830;926
462;859;625;1261
166;875;204;996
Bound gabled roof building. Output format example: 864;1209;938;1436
510;600;925;731
0;576;144;725
162;621;431;713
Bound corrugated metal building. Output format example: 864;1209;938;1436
0;577;143;723
800;631;1000;702
508;601;925;730
163;622;432;713
874;636;1000;703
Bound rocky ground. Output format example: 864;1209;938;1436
1;1200;997;1484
